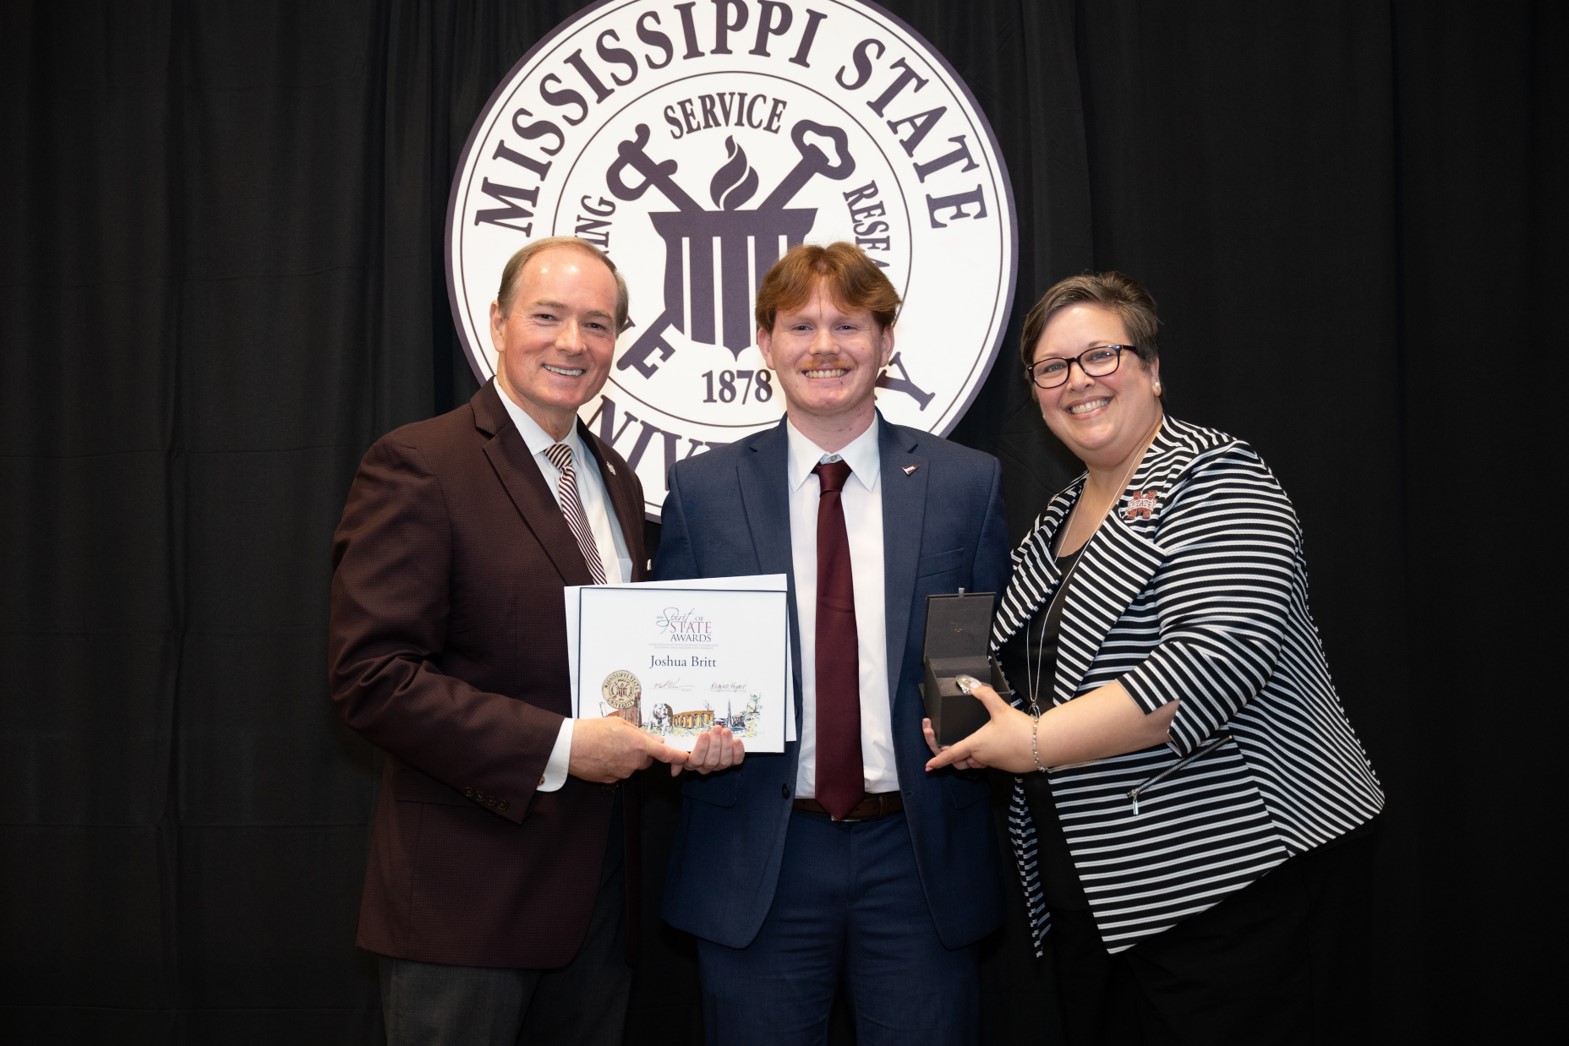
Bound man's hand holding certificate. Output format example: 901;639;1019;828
565;575;790;756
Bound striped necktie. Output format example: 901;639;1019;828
546;443;607;584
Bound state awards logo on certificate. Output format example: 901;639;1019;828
565;575;790;752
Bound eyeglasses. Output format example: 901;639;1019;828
1024;345;1130;389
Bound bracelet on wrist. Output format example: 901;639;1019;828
1029;711;1047;774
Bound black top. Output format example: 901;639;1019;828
999;547;1090;911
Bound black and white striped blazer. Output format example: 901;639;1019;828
995;416;1384;954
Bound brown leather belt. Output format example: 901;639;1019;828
791;791;904;822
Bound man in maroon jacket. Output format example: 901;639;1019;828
329;237;688;1044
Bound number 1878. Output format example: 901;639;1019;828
702;369;773;404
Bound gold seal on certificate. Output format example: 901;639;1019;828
601;669;642;710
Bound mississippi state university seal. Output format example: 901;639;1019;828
601;669;643;710
447;0;1018;518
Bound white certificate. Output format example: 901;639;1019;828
568;576;790;752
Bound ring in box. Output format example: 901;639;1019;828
920;589;1010;746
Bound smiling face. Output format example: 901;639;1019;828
758;281;895;451
1031;303;1163;475
489;244;619;440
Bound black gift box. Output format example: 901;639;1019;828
920;590;1010;746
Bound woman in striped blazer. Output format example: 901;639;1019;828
926;272;1383;1044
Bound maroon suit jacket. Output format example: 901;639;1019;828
328;381;646;968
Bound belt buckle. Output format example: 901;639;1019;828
842;793;886;821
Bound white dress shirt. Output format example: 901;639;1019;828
496;390;631;790
784;418;897;797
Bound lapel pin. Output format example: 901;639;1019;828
1124;489;1158;520
901;464;919;476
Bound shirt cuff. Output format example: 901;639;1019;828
539;718;573;792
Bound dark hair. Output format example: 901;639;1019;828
754;242;901;333
495;236;631;333
1019;271;1160;371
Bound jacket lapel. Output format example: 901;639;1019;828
991;489;1077;651
473;382;599;586
1050;443;1173;703
737;421;794;577
878;418;927;702
580;422;646;581
991;436;1177;705
736;420;800;732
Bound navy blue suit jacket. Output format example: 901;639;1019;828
652;414;1010;950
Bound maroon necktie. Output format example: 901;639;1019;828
813;459;863;820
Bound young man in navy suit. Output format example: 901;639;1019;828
653;242;1011;1045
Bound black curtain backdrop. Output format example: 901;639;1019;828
1;1;1559;1041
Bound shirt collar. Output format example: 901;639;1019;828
495;381;587;463
784;414;882;494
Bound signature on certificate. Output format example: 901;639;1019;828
653;677;695;691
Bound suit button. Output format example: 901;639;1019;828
781;784;791;799
463;787;476;799
497;799;509;812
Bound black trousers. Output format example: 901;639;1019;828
1050;825;1379;1046
377;798;630;1046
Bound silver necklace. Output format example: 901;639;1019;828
1024;416;1162;719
